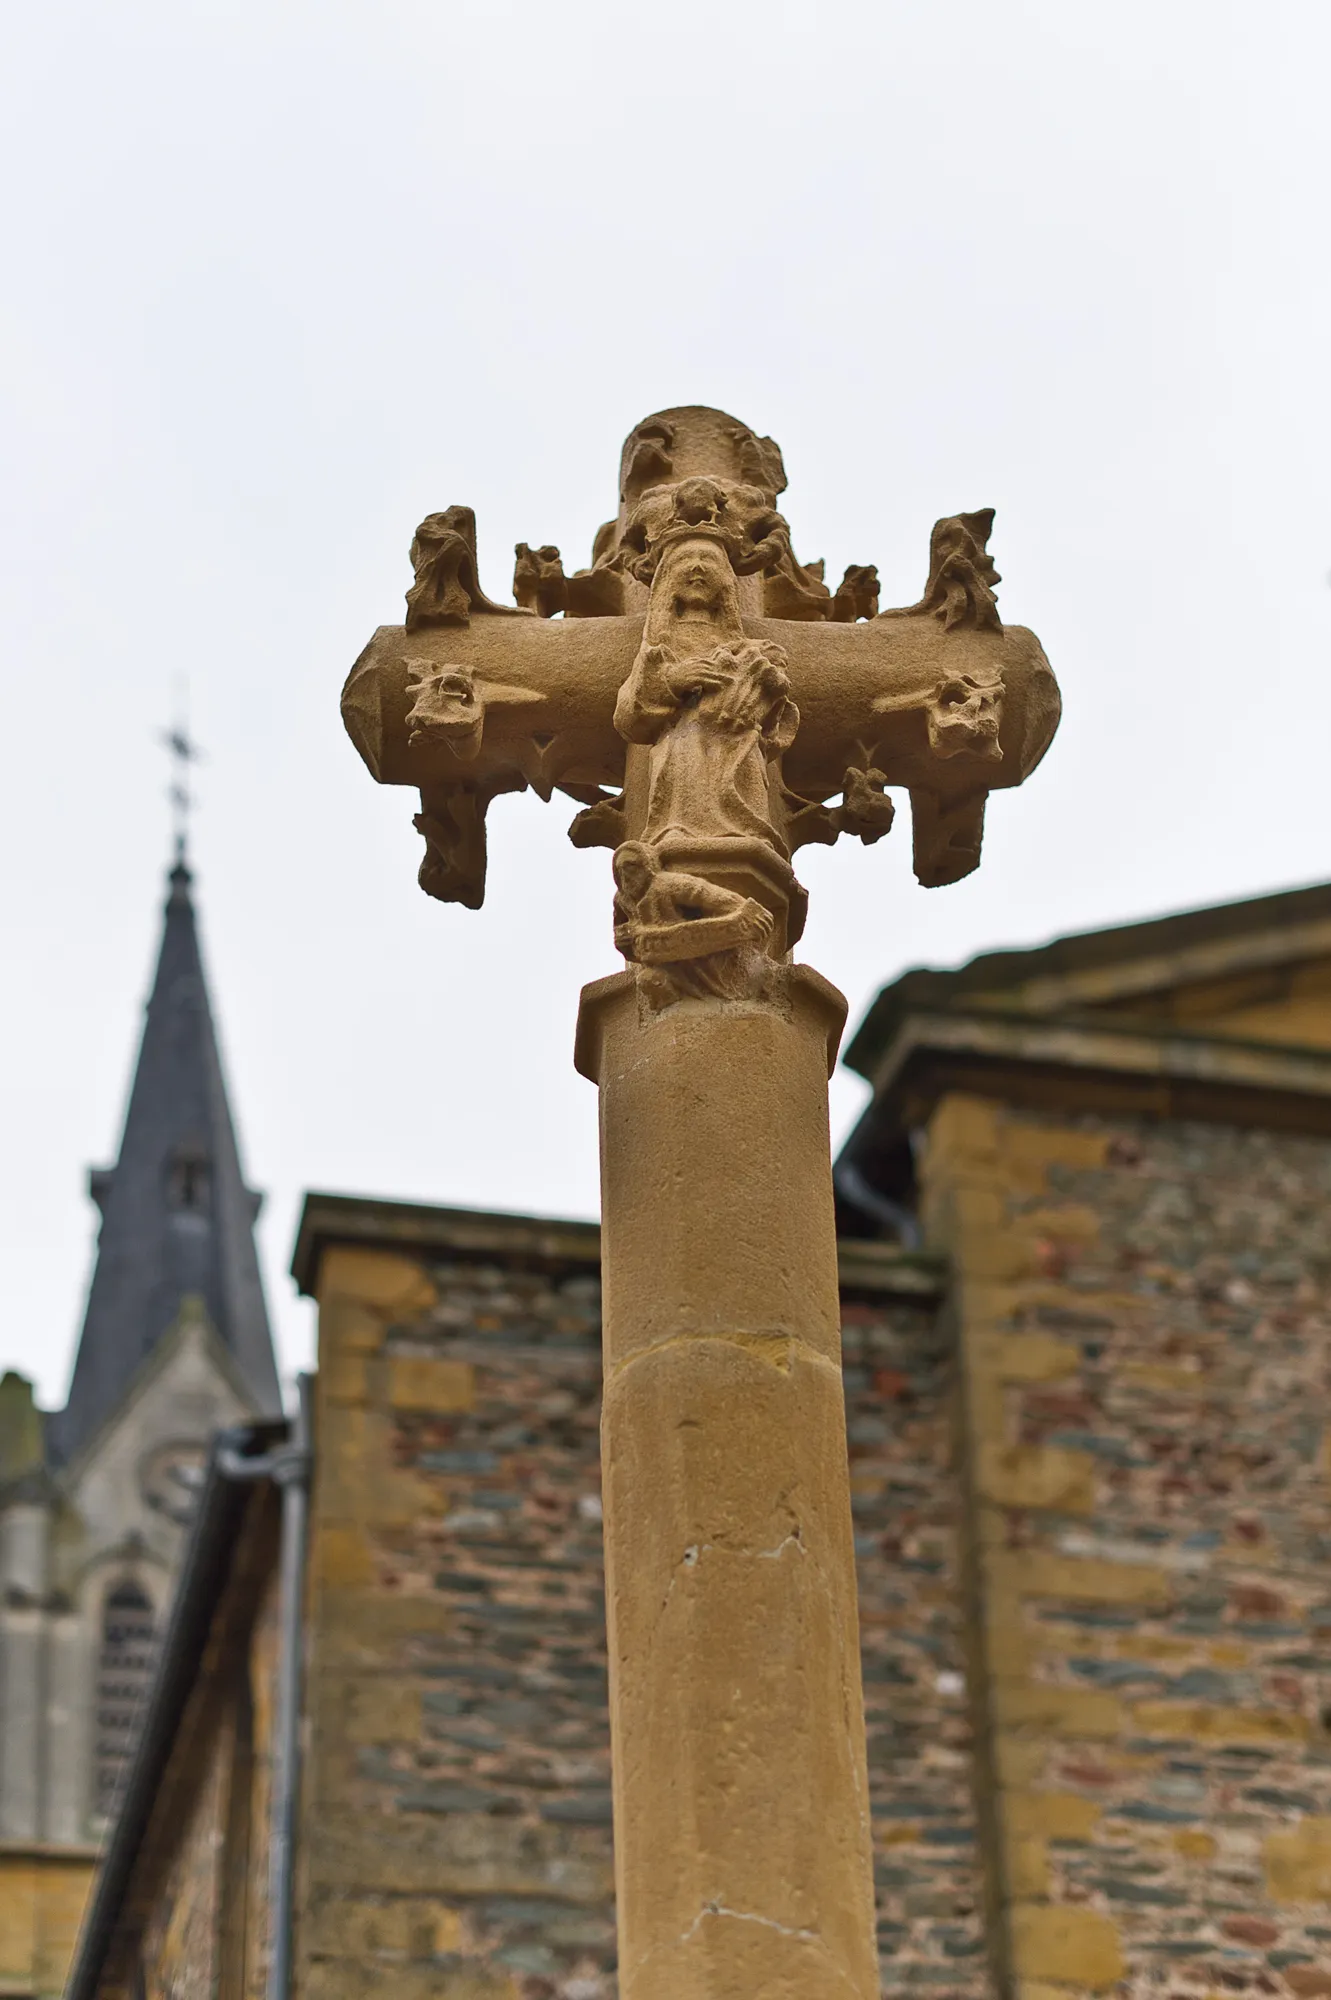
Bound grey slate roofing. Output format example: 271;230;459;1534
50;860;281;1465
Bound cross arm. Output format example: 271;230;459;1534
341;600;1056;897
340;412;1059;909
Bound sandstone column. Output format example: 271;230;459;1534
577;966;877;2000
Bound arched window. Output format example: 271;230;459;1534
95;1579;156;1817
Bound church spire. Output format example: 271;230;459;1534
52;860;281;1464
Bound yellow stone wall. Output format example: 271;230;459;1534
301;1241;614;2000
922;1091;1331;2000
0;1847;97;1999
301;1234;989;1998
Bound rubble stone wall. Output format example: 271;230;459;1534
302;1238;985;2000
922;1094;1331;2000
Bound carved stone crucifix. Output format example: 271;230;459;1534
342;407;1060;2000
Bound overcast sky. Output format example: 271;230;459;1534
3;0;1328;1407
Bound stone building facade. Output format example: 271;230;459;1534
923;1098;1331;1997
62;877;1331;2000
64;1204;977;2000
0;860;279;1998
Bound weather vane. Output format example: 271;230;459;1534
160;713;203;861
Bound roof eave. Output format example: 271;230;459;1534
845;1005;1331;1150
844;879;1331;1080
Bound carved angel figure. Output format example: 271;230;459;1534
613;842;773;962
614;638;799;854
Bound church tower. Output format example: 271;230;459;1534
0;854;280;1882
54;856;279;1470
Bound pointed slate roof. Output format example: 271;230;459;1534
52;860;281;1464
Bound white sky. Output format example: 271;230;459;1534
2;0;1328;1408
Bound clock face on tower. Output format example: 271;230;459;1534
138;1441;208;1526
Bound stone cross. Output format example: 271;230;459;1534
342;407;1060;2000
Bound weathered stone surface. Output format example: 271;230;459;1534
304;1241;985;2000
1267;1819;1331;1903
926;1096;1331;2000
1009;1903;1123;1988
584;968;879;2000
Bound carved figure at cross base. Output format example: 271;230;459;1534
341;406;1060;2000
343;405;1060;965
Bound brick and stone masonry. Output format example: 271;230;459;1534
923;1096;1331;2000
300;1097;1331;2000
301;1238;984;2000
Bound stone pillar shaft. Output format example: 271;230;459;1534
576;967;880;2000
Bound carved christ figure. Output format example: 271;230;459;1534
612;842;773;964
611;842;774;1000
